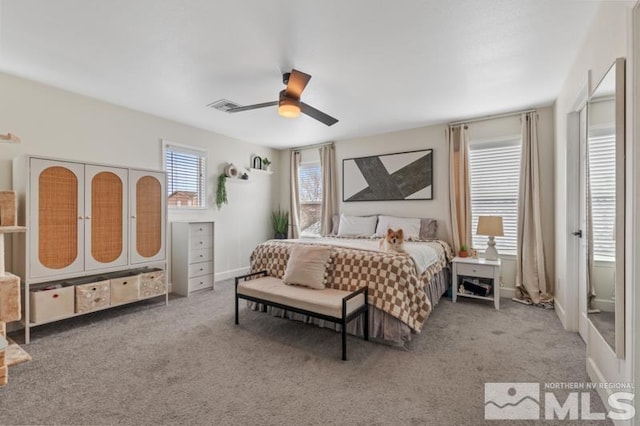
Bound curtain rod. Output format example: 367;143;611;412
290;141;334;151
448;109;537;127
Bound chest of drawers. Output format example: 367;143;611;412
171;221;214;296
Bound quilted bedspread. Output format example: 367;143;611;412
249;239;452;332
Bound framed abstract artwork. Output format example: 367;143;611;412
342;149;433;201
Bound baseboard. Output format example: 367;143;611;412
215;266;250;282
592;298;615;312
499;286;515;299
555;298;568;329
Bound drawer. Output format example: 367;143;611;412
110;276;140;304
30;285;75;324
189;223;212;237
188;262;213;278
456;263;495;279
189;248;213;264
189;236;212;251
75;280;111;313
189;274;213;292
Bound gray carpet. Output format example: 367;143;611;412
0;280;609;425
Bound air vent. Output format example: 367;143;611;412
207;99;241;112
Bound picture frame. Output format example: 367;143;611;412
342;149;433;202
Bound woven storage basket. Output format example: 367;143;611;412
140;270;166;298
75;280;110;313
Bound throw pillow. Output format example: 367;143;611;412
283;245;331;290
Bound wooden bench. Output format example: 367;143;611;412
235;271;368;360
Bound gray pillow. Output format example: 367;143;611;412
419;218;438;239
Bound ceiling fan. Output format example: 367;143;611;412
227;69;339;126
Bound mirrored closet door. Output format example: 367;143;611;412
582;58;625;358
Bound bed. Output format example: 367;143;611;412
248;235;453;345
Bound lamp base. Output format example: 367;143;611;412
484;236;499;261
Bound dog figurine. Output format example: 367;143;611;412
379;228;405;252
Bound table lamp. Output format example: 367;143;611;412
476;216;504;261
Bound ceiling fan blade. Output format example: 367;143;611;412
285;69;312;99
227;101;278;113
300;102;339;126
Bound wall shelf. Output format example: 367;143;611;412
248;168;273;175
226;178;251;184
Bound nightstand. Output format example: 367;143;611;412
452;256;501;309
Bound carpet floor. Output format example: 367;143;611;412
0;280;608;425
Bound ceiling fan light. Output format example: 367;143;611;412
278;97;301;118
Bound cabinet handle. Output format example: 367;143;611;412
78;216;83;220
131;215;137;219
199;241;203;245
199;228;203;231
199;268;203;271
85;216;91;219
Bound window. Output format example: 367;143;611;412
588;129;616;260
298;162;322;236
469;137;521;254
163;142;207;208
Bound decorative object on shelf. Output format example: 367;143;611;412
470;248;478;259
262;157;271;171
271;207;289;239
251;155;262;170
343;149;433;201
240;172;249;180
224;163;238;178
0;133;21;144
0;191;17;227
216;174;228;209
458;244;469;258
476;215;504;261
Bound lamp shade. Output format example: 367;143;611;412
476;216;504;237
278;96;301;118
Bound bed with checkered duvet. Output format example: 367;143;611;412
248;237;453;344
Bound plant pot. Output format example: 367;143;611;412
274;232;287;239
458;250;468;258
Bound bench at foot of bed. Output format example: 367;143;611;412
234;271;369;360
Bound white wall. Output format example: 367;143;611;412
279;106;556;294
553;0;634;407
0;72;281;282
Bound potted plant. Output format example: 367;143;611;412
262;157;271;171
271;207;289;239
216;174;228;209
458;244;469;258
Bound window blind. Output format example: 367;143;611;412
469;138;521;254
164;144;206;208
299;163;322;203
588;132;616;260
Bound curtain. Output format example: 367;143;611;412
319;143;338;236
515;113;552;305
448;125;472;253
289;150;301;238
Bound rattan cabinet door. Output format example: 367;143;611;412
130;169;166;264
29;158;85;278
85;165;128;271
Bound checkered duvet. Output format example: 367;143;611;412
250;239;453;332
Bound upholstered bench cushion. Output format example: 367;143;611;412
237;276;365;319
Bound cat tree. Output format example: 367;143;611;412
1;133;25;384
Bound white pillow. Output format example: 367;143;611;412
336;214;378;237
375;215;421;240
283;245;331;289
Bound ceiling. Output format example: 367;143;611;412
0;0;602;148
